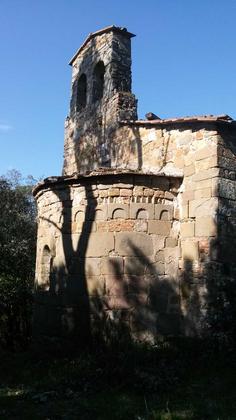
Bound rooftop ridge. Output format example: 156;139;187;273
121;114;234;126
69;25;135;66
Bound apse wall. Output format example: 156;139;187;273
33;172;183;343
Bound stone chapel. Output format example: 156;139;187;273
33;26;236;347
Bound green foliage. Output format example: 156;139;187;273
0;340;236;419
0;170;36;349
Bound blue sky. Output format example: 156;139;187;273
0;0;236;179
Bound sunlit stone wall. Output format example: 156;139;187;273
33;173;183;343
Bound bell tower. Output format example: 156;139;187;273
63;26;137;175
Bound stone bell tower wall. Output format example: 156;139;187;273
63;27;137;175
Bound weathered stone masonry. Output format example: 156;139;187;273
33;26;236;345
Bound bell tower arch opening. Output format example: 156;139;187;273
76;73;87;111
92;61;105;103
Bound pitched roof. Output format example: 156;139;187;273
122;114;234;126
69;26;135;66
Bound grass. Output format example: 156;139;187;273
0;339;236;419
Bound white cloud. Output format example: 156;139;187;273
0;123;12;132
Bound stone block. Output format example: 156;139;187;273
165;237;177;247
174;207;180;220
85;258;101;276
174;155;184;169
180;221;195;237
203;130;218;137
155;204;173;220
101;257;123;275
195;155;218;171
97;184;110;190
195;216;216;237
193;179;212;190
120;189;132;197
165;260;179;277
178;131;191;145
89;204;108;221
124;257;146;275
73;192;85;205
107;203;129;219
189;198;218;218
196;130;204;140
217;178;236;199
97;220;134;232
144;188;154;196
194;188;212;200
153;190;165;199
218;156;236;171
87;276;105;296
152;236;165;254
105;275;128;296
146;260;165;275
148;221;171;236
134;220;148;232
113;183;133;189
133;186;143;196
181;189;194;204
126;275;149;293
130;203;154;219
73;209;86;225
99;190;108;198
194;145;217;161
155;250;165;262
72;221;96;233
108;188;120;197
192;168;220;182
184;152;195;167
115;232;153;256
181;241;199;261
184;164;195;177
165;191;175;201
164;247;180;263
85;232;114;257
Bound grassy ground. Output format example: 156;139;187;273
0;339;236;419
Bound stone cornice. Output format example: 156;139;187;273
32;169;182;197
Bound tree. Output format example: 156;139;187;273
0;171;37;349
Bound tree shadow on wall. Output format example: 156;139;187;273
89;242;182;346
34;175;185;351
204;208;236;344
34;180;236;351
179;202;236;346
34;182;97;349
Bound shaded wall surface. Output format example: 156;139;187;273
34;173;182;344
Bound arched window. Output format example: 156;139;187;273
40;245;52;290
92;61;105;102
76;73;87;111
